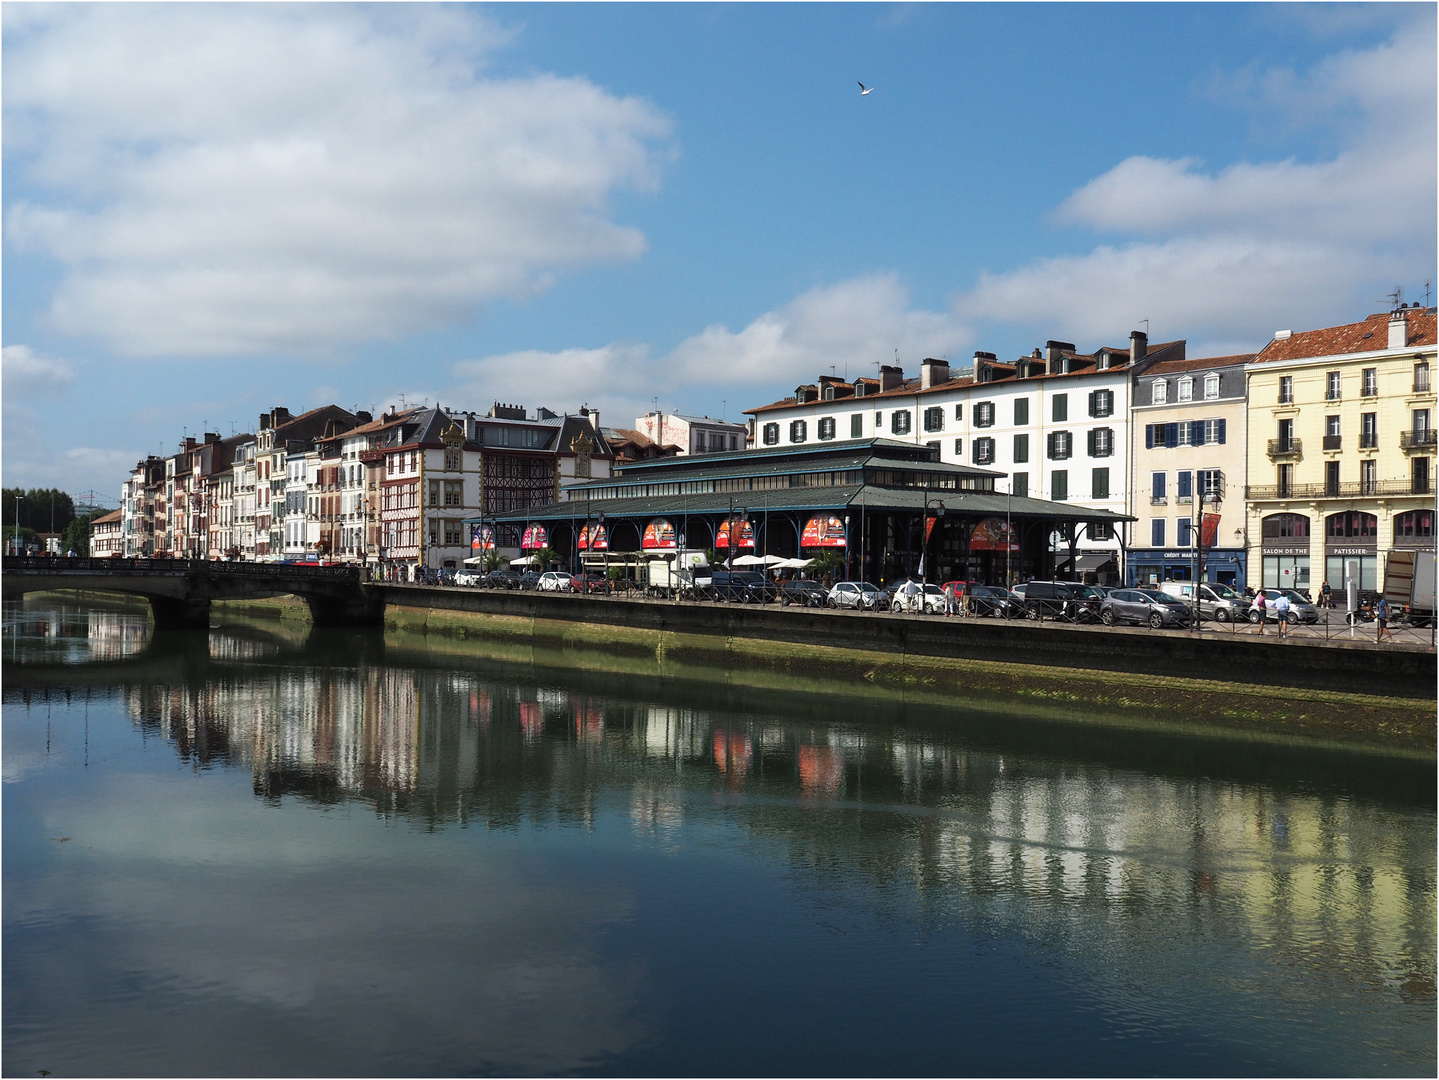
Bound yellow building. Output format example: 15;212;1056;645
1245;307;1436;595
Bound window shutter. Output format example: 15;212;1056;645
1216;418;1226;444
1190;420;1204;446
1087;429;1097;456
1145;424;1154;449
1165;423;1178;448
1088;391;1097;418
1047;432;1056;458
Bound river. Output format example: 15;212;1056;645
3;596;1434;1076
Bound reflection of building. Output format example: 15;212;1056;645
1128;353;1253;587
1245;308;1437;593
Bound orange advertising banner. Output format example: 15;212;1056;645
715;518;755;548
642;519;677;550
577;524;608;551
968;516;1019;553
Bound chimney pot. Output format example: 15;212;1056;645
1388;312;1407;349
1129;330;1148;364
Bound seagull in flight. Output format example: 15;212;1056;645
858;81;874;96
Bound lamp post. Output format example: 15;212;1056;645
1006;483;1013;588
597;510;607;586
843;514;851;582
13;495;20;557
922;497;945;589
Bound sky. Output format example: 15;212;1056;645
3;2;1436;499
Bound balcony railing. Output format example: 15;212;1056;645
1267;438;1302;459
1149;496;1167;505
1359;433;1378;449
1246;479;1423;500
1400;430;1437;450
1416;375;1432;394
1322;434;1342;451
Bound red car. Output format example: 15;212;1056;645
570;573;611;595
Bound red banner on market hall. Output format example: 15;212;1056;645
968;516;1019;553
1200;512;1221;550
801;516;847;548
471;524;495;551
521;524;547;549
642;519;677;550
577;523;608;551
715;518;755;549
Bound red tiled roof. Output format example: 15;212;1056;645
1144;353;1254;375
1253;309;1437;363
92;509;123;525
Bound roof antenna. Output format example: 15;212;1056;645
1385;286;1403;312
1140;318;1149;334
1426;281;1432;308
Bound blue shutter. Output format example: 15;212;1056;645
1190;420;1204;446
1145;424;1154;449
1164;423;1178;448
1216;418;1226;444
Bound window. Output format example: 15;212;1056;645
890;410;911;435
1177;470;1193;503
1047;431;1072;460
1088;389;1114;417
1091;521;1113;541
1051;471;1068;501
1360;412;1377;448
1326;511;1377;539
1414;456;1431;495
1277;463;1294;498
1013;433;1029;463
1177;518;1193;547
444;445;462;470
923;406;944;432
926;440;940;453
1325;460;1340;496
1322;414;1341;451
1177;421;1193;447
1013;398;1029;425
973;437;996;465
1152;380;1168;405
762;423;779;445
443;480;463;507
1360;458;1377;494
974;401;995;427
954;438;964;458
1151;519;1166;547
1416;362;1431;393
1152;472;1166;502
874;411;883;428
429;524;438;545
851;414;863;438
1279;376;1293;404
818;417;836;441
1202;418;1226;445
1011;472;1028;498
1325;371;1341;401
1200;469;1223;499
1052;394;1068;422
443;520;463;546
1178;377;1193;402
1415;408;1432;434
1362;368;1378;396
429;480;440;505
789;420;808;442
1394;510;1433;540
1277;418;1295;451
1088;428;1114;457
1204;373;1220;400
1263;512;1310;539
1092;467;1110;499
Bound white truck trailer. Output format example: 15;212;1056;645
1383;550;1436;626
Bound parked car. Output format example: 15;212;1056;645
780;579;828;607
891;582;945;614
1017;580;1087;621
708;570;775;603
569;573;610;594
538;571;574;592
453;569;485;587
1247;588;1320;624
519;570;543;591
827;581;883;611
1070;584;1108;622
965;584;1021;618
1159;580;1249;622
1100;588;1195;629
483;569;521;590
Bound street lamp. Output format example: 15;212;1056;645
922;498;945;588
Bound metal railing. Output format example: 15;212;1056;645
1400;430;1436;450
1267;438;1302;459
2;555;357;580
1322;435;1342;451
1416;376;1432;394
1246;479;1421;500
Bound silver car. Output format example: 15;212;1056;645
1159;580;1249;622
827;581;883;611
1100;588;1194;629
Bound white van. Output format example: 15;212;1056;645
1158;580;1248;622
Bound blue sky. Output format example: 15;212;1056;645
4;2;1435;497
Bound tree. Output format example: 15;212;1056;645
2;488;77;534
809;549;845;579
61;511;103;556
530;546;557;570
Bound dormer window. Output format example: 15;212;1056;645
1097;351;1112;370
1178;376;1193;402
1152;379;1167;404
1204;373;1220;400
822;385;834;401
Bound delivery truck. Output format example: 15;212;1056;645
1383;550;1436;626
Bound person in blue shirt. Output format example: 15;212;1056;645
1375;596;1396;643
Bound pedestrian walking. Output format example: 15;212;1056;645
943;581;957;617
1274;591;1291;638
1320;579;1332;610
1254;590;1267;634
1376;595;1396;643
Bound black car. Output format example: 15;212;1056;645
779;579;827;607
709;570;775;603
1018;580;1086;620
965;584;1021;617
483;569;521;590
519;570;543;591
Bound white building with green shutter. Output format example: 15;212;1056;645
745;331;1181;584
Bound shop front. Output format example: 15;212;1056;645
1260;512;1312;592
1130;548;1245;588
1324;511;1378;593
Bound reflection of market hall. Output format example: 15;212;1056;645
480;439;1131;585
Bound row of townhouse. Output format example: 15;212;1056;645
107;401;618;574
744;305;1437;592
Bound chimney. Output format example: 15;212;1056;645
920;357;950;390
356;410;372;424
973;351;996;383
879;364;903;392
1389;312;1408;349
1129;331;1148;365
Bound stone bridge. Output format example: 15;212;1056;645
2;556;384;628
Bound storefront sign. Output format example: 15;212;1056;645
577;524;608;551
969;517;1020;553
715;518;755;549
1327;545;1374;557
801;516;847;548
642;519;677;550
470;525;495;551
1261;544;1309;557
520;524;547;549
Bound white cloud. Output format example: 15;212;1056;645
2;343;73;395
448;275;971;422
955;22;1436;347
3;5;672;356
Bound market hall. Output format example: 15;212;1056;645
468;439;1133;586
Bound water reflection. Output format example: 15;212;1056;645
4;600;1435;1076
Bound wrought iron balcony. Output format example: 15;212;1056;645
1400;430;1437;451
1416;375;1432;394
1267;438;1302;460
1246;479;1421;500
1322;434;1342;451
